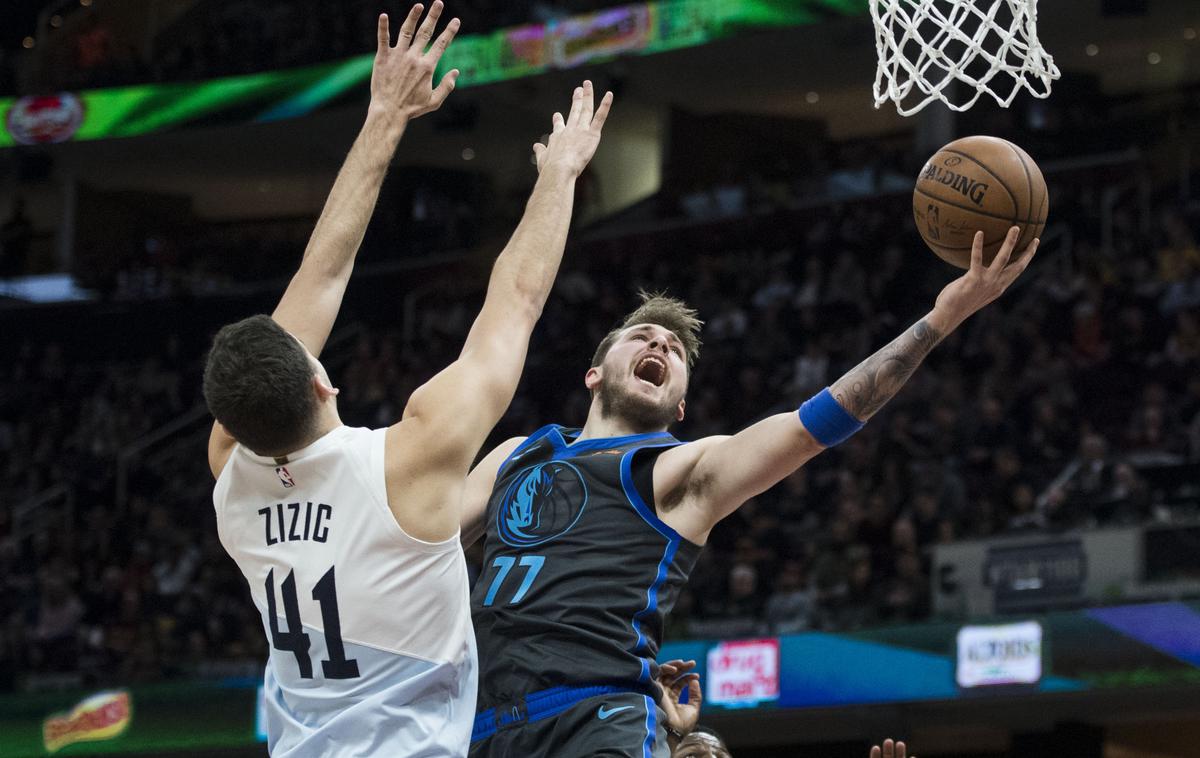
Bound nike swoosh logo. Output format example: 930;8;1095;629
597;705;634;720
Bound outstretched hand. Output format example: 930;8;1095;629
370;2;461;123
933;225;1039;327
532;80;614;177
657;659;702;736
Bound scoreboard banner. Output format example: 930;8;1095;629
660;600;1200;712
0;0;862;149
1;602;1198;755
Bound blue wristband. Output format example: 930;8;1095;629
798;388;864;447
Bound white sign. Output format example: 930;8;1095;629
956;621;1043;688
706;638;780;707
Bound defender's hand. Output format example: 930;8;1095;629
870;738;913;758
656;659;702;736
369;2;460;123
932;226;1039;329
532;80;614;177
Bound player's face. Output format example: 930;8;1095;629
589;323;688;431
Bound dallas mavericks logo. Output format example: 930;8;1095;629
496;462;588;548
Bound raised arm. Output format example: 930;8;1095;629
657;228;1039;541
385;83;613;541
208;4;459;476
273;4;459;355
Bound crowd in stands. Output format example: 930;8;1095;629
0;157;1198;693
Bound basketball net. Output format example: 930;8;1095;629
870;0;1060;116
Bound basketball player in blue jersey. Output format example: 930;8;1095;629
462;226;1039;756
201;4;615;755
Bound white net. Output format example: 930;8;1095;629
871;0;1061;116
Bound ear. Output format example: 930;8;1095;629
675;398;686;422
313;374;340;401
584;366;603;392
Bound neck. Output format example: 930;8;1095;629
265;411;343;458
576;401;669;441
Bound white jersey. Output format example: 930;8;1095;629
214;425;476;757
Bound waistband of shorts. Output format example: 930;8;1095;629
471;683;650;742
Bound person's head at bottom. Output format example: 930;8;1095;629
672;726;732;758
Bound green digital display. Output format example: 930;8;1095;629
0;0;862;148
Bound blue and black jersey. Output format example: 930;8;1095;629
470;424;702;714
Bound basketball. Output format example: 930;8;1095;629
912;135;1048;268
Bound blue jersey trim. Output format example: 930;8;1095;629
619;444;689;684
549;426;675;460
642;695;656;758
618;444;688;543
496;424;559;477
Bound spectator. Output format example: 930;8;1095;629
1;198;32;278
764;560;814;634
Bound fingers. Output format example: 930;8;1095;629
414;0;443;47
1023;238;1041;267
897;741;907;758
673;673;700;688
989;226;1020;272
429;69;459;110
871;748;882;758
377;14;391;52
427;17;460;62
552;111;565;133
684;673;701;705
970;231;984;271
567;86;585;126
1003;237;1040;282
532;143;546;162
398;4;424;48
591;91;614;130
660;659;690;672
1015;237;1040;269
580;80;594;123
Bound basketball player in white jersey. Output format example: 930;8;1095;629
201;3;615;754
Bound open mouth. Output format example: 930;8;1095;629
634;355;667;387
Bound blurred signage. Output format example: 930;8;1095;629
984;539;1087;613
553;6;655;66
956;622;1043;688
5;94;84;145
42;690;131;754
706;638;780;707
1;1;864;148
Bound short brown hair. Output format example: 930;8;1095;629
203;315;318;455
591;291;703;369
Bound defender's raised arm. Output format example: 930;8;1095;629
208;3;460;477
273;4;460;357
387;82;614;542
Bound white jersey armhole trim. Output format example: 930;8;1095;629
349;427;463;554
211;442;241;547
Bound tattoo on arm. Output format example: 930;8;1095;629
829;319;944;420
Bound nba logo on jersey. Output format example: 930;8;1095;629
275;466;295;488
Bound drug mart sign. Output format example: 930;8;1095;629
707;638;780;707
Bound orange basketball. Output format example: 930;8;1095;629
912;136;1048;269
